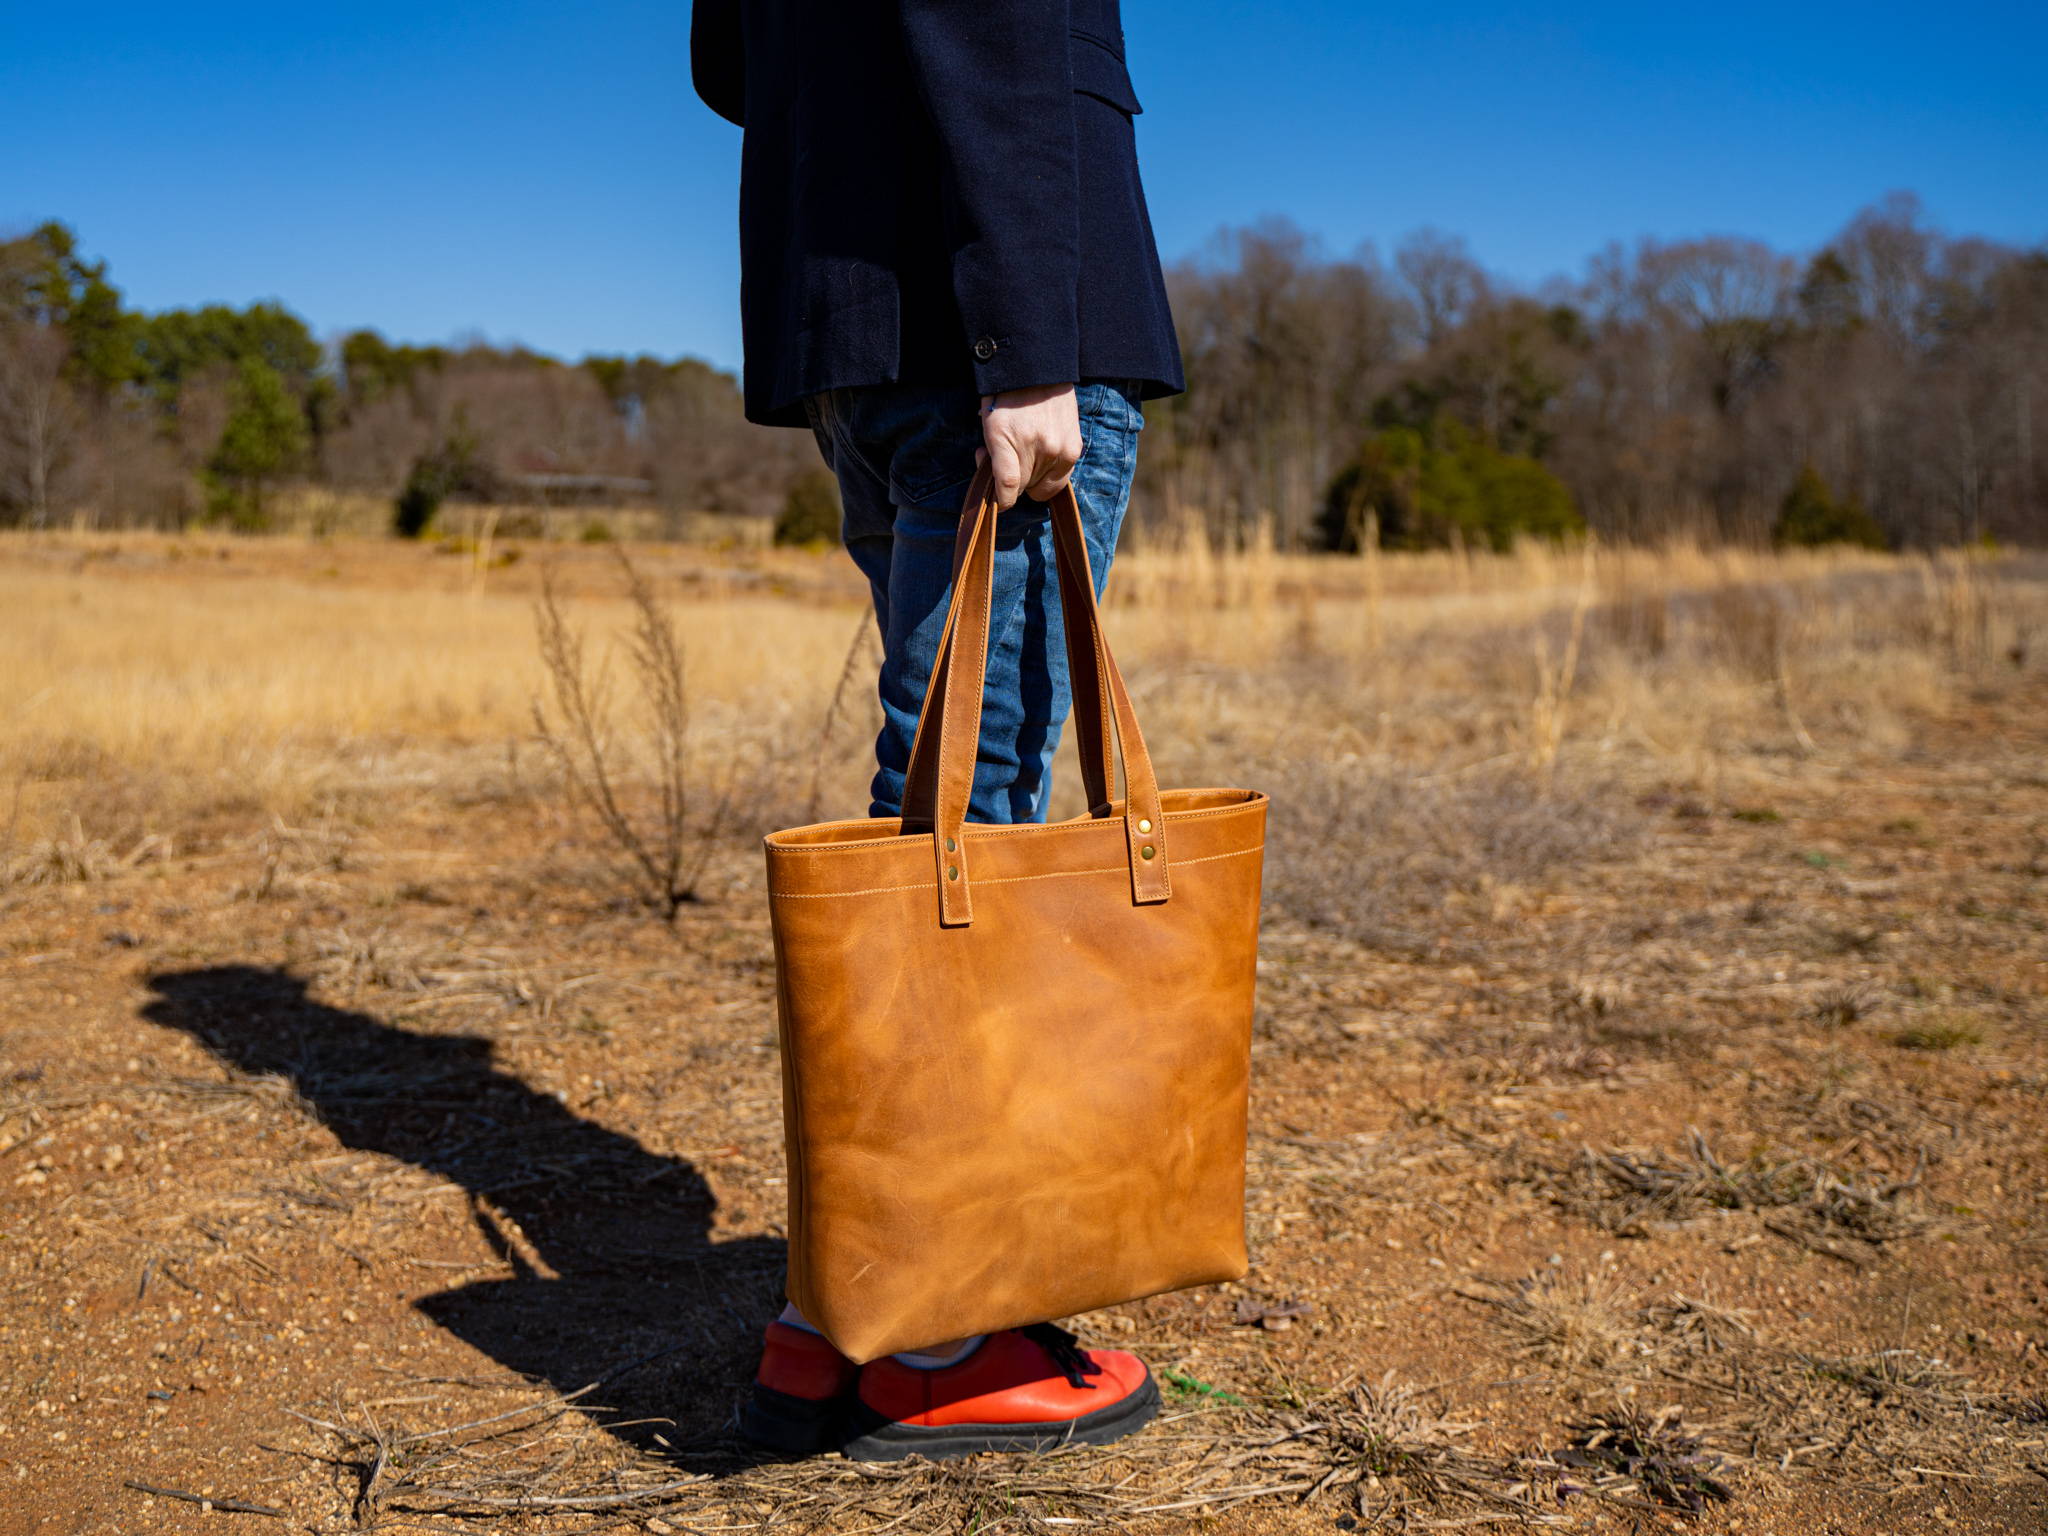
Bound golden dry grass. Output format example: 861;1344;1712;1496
0;534;856;840
1;528;2035;852
0;528;2015;774
0;524;2032;930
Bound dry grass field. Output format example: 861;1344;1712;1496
1;525;2044;1536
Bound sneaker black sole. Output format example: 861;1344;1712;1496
841;1371;1160;1463
739;1384;850;1456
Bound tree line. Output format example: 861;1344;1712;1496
0;222;810;535
1152;194;2045;550
1;194;2042;548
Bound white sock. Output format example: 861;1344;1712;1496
892;1335;985;1370
778;1304;984;1369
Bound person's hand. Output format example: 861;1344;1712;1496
978;384;1082;509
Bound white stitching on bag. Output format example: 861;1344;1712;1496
768;841;1263;901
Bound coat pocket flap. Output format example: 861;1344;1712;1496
1071;30;1142;115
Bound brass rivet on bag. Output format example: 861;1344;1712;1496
947;865;960;880
1137;818;1152;834
945;837;957;852
1141;845;1156;860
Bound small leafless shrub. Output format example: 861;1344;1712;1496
310;926;449;996
1809;982;1878;1029
532;550;727;921
235;815;354;901
1469;1268;1638;1370
1;814;170;886
1255;1372;1554;1526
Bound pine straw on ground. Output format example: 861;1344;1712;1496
274;1295;2048;1536
282;1368;1578;1533
1538;1129;1933;1263
258;1232;2047;1535
1454;1265;2048;1501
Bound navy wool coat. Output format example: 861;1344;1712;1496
691;0;1184;427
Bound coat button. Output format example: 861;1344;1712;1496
972;335;997;361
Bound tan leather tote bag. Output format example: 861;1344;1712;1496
764;470;1266;1363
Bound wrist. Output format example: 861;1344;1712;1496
985;382;1077;412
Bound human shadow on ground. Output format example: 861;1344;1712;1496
141;965;785;1464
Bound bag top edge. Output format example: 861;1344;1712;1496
763;788;1267;852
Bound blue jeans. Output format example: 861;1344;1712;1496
805;381;1144;825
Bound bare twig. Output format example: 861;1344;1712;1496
389;1479;703;1511
123;1481;286;1518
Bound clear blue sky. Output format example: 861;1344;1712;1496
4;1;2044;372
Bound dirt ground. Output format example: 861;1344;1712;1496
1;547;2044;1535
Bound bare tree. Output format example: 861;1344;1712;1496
0;321;81;525
75;397;190;528
531;550;727;921
1164;219;1405;544
1396;228;1489;351
1835;191;1938;351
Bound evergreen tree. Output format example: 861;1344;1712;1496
1772;465;1888;549
208;360;307;529
393;416;493;538
1321;420;1581;552
138;301;322;405
774;469;841;546
342;329;450;404
0;221;140;391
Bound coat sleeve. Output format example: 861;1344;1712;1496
897;0;1079;395
690;0;745;127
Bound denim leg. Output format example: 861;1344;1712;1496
807;382;1144;826
871;500;1062;823
806;398;898;639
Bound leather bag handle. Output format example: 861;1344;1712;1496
899;468;1170;927
920;481;1113;814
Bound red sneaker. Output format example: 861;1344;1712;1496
739;1321;859;1454
844;1323;1158;1462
